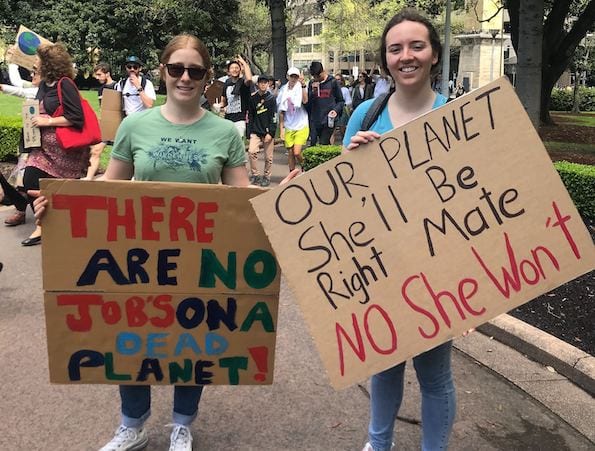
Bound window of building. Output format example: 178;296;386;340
312;43;322;52
313;22;322;35
296;24;311;38
297;44;312;53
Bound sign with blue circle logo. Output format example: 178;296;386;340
18;31;41;56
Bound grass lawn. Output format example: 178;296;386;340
550;111;595;127
0;90;165;171
0;89;166;117
543;141;595;154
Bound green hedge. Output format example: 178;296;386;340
303;146;595;220
0;117;22;161
554;161;595;220
302;145;342;171
550;87;595;112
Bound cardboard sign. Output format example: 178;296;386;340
99;89;123;142
22;99;41;148
41;180;280;385
9;25;52;70
205;80;225;107
250;78;595;389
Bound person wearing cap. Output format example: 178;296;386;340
116;56;156;115
246;73;277;186
305;61;344;146
220;55;253;137
277;67;309;172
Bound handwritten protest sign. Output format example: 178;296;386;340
250;78;595;389
41;180;280;385
9;26;52;70
22;99;41;148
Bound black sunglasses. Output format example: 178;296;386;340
126;64;140;70
165;64;207;80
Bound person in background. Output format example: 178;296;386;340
220;56;253;137
372;68;392;98
351;71;374;111
335;73;352;111
22;43;89;247
0;61;40;226
84;62;117;180
456;82;466;97
343;9;456;451
332;74;351;144
305;61;344;146
247;73;277;187
116;56;156;116
277;67;309;172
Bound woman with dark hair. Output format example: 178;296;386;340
351;71;374;111
343;9;455;451
20;43;88;246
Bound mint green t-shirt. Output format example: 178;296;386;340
111;107;246;184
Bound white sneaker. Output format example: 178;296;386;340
99;425;148;451
169;424;193;451
362;441;394;451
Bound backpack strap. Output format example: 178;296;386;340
119;75;146;92
361;91;392;131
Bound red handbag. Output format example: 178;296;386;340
53;77;102;151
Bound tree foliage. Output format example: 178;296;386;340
3;0;241;78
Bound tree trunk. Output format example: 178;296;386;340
515;0;543;129
269;0;288;81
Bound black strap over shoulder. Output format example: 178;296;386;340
361;91;392;131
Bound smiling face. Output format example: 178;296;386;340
227;62;241;78
384;20;437;90
162;47;207;105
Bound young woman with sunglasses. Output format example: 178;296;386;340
35;34;250;451
343;9;456;451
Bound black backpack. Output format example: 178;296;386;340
118;75;148;113
361;91;392;131
118;75;147;93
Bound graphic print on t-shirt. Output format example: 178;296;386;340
226;85;242;114
147;137;209;172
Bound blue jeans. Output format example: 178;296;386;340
368;341;456;451
119;385;204;428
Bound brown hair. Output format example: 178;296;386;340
380;8;442;78
37;43;75;82
160;34;212;80
93;62;111;74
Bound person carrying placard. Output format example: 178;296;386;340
343;9;456;451
32;33;288;451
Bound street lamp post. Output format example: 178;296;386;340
441;0;452;98
489;29;499;81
